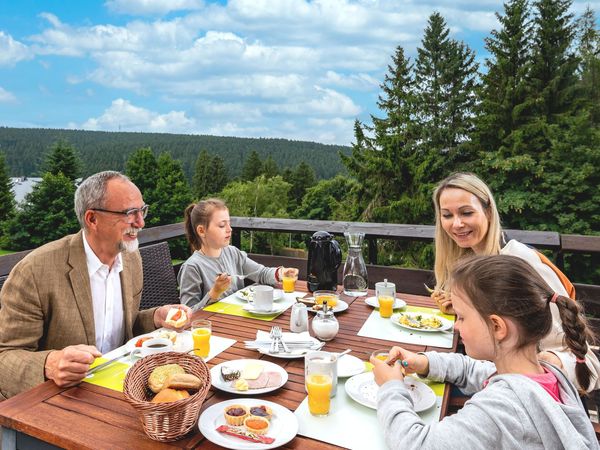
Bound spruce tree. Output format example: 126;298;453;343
575;6;600;125
151;153;192;227
0;152;15;225
262;155;279;179
125;147;159;200
210;155;228;194
44;140;82;181
241;150;263;181
192;149;212;199
288;161;316;207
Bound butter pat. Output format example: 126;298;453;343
241;362;263;380
234;378;249;391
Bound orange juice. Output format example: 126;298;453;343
306;374;332;416
192;328;211;358
282;276;297;293
375;353;389;361
378;295;394;318
314;294;338;308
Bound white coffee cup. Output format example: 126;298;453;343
130;337;173;360
253;285;274;311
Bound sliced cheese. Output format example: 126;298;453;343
241;362;263;380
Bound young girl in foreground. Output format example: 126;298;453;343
371;255;598;450
178;199;298;311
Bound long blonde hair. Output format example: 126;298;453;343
433;173;501;289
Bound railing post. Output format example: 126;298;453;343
232;230;241;249
368;237;378;265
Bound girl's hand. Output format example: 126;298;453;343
280;267;299;278
210;273;231;299
370;353;405;386
432;290;454;315
387;346;430;377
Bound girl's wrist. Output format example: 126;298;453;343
275;266;283;282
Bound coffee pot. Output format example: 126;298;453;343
306;231;342;292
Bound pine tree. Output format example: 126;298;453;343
44;140;82;181
151;153;192;227
575;6;600;125
241;150;263;181
125;147;159;200
210;155;228;194
262;155;279;179
5;172;79;250
287;161;316;207
0;152;15;225
192;149;212;199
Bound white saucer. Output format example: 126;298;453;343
364;296;407;310
242;304;288;315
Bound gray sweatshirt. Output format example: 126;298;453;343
178;246;277;311
377;352;599;450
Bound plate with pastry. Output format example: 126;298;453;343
236;287;283;302
391;312;453;332
307;299;349;314
199;398;298;450
210;359;288;395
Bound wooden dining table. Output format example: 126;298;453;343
0;282;458;450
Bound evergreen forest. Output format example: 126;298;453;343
0;0;598;284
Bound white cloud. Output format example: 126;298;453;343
0;32;31;66
0;87;17;103
105;0;204;15
79;98;196;132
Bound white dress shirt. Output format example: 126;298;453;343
83;232;125;353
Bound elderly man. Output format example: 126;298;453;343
0;171;191;399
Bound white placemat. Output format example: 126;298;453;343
294;377;443;450
220;290;301;310
357;309;454;349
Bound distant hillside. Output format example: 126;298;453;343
0;127;350;180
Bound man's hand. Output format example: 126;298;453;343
154;304;193;329
44;344;101;387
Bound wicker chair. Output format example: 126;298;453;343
139;242;180;310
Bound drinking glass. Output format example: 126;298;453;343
192;319;211;358
375;280;396;318
305;351;337;417
282;274;298;293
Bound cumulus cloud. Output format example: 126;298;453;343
0;87;17;103
0;32;31;66
105;0;204;15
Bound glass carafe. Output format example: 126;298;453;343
342;232;368;296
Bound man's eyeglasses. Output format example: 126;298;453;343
91;204;149;221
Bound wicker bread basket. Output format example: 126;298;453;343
123;352;211;442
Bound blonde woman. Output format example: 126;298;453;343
431;172;600;392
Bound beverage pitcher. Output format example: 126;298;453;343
342;231;368;296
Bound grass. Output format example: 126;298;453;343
0;248;14;256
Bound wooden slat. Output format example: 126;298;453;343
561;235;600;253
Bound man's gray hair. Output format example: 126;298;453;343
74;171;131;228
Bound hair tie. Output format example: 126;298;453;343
576;358;586;364
548;293;559;304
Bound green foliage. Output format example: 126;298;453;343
125;147;159;199
211;155;228;195
262;155;279;179
241;150;263;181
192;149;212;200
296;176;360;221
287;161;317;209
0;153;15;224
43;140;83;181
5;172;78;250
575;7;600;125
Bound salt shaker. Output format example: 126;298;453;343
312;302;339;341
290;303;309;333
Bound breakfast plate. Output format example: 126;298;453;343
236;287;283;302
337;354;365;378
242;304;289;316
390;312;453;333
210;359;288;395
345;372;436;412
307;299;349;314
199;398;298;450
364;296;407;310
124;329;192;353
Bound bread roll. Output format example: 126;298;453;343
164;373;202;391
165;308;187;328
148;364;185;393
151;388;190;403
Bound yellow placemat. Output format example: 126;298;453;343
83;357;130;392
364;360;445;396
405;304;455;322
203;301;282;321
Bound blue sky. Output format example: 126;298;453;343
0;0;598;145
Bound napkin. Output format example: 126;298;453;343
256;330;313;342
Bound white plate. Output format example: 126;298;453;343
307;299;349;314
242;304;288;316
337;354;365;378
364;296;407;310
236;287;283;302
256;336;324;359
210;359;288;394
199;398;298;450
345;372;436;412
391;312;453;332
124;329;192;353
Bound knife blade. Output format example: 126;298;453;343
87;349;131;375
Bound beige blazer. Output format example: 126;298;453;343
0;231;155;399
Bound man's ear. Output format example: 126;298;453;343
84;210;97;230
489;314;508;341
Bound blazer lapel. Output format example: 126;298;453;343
120;255;135;341
68;231;96;346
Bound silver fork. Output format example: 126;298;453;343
269;327;277;354
273;326;289;353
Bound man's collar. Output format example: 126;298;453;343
82;230;123;275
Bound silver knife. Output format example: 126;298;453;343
87;349;131;375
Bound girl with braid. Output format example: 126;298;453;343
371;255;599;450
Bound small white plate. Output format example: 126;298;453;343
391;312;453;332
124;329;192;353
307;299;349;314
256;336;324;359
199;398;298;450
364;296;407;310
337;354;365;378
210;359;288;395
236;287;283;302
345;372;436;412
242;304;288;316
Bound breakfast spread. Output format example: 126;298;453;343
218;403;275;443
146;363;203;402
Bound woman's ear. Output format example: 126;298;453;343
489;314;509;342
195;224;205;237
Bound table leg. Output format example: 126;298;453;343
1;426;16;450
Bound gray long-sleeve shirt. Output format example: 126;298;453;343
177;246;277;311
377;352;599;450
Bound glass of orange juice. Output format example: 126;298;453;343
314;290;339;308
371;349;391;363
377;295;394;318
282;274;297;293
305;352;336;416
192;319;211;359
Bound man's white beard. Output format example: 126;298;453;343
119;238;139;253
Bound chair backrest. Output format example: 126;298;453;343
139;242;180;310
